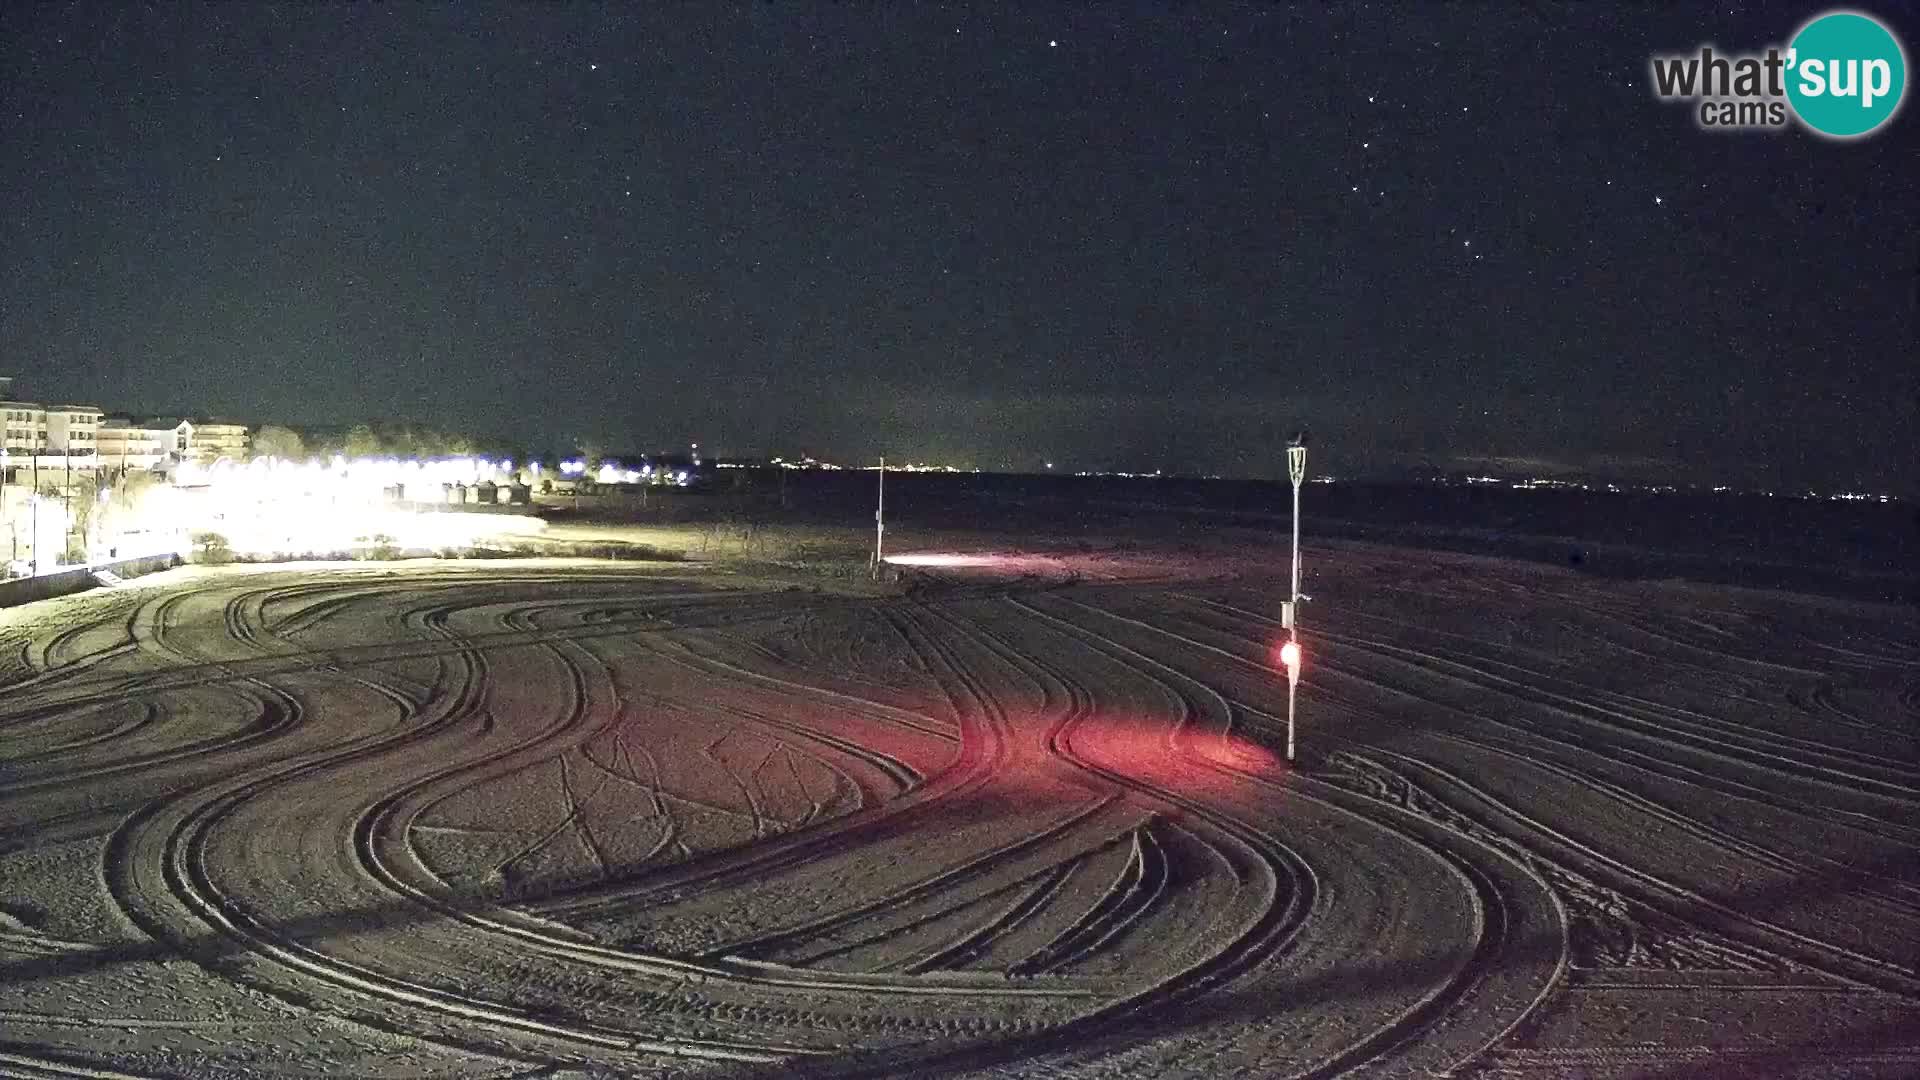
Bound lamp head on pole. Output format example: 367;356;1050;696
1278;639;1302;684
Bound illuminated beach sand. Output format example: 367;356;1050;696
1;540;1916;1077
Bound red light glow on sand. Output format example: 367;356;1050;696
1054;711;1289;796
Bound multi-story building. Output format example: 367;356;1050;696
2;404;42;454
109;418;253;466
2;402;102;455
2;377;102;457
46;406;102;454
2;377;249;468
188;422;250;463
96;419;175;471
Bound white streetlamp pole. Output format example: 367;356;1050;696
1290;447;1305;603
1285;442;1306;761
873;455;885;572
31;449;39;576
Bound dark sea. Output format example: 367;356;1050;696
713;469;1919;605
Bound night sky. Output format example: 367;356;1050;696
2;5;1913;491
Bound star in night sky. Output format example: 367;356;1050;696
0;4;1911;493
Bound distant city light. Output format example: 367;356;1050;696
762;455;978;473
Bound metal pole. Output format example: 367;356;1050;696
1291;471;1302;602
874;456;885;570
1287;678;1297;762
1286;443;1306;762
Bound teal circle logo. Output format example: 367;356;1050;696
1786;11;1907;137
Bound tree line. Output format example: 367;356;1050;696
251;424;485;462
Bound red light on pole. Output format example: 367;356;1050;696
1284;436;1307;762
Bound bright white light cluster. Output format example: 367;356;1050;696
177;455;517;492
863;462;974;473
590;461;689;486
555;458;688;486
162;456;545;559
767;456;843;471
